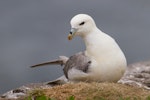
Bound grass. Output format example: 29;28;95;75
23;82;150;100
25;89;50;100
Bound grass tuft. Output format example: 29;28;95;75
22;82;150;100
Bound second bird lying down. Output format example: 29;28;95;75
31;14;127;85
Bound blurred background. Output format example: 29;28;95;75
0;0;150;94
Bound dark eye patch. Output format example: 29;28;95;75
79;21;85;26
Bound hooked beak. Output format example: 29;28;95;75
68;28;77;40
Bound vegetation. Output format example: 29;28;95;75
24;82;150;100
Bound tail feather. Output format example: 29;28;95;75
46;75;68;86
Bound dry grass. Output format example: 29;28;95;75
42;82;150;100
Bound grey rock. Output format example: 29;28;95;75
119;60;150;90
1;60;150;99
0;83;52;99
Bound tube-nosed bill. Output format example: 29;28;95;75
68;28;77;40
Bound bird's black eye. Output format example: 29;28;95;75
79;21;85;26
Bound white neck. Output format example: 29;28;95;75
83;28;102;46
82;28;120;60
83;28;104;57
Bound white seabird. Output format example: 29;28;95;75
31;14;127;84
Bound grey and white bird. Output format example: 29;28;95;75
31;14;127;85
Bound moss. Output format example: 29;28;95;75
24;89;51;100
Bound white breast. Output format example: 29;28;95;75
84;30;127;82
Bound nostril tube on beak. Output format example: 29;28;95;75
70;31;72;34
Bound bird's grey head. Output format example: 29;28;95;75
68;14;97;40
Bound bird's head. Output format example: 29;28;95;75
68;14;97;40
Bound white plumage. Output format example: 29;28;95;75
68;14;127;82
31;14;127;83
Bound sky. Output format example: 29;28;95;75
0;0;150;94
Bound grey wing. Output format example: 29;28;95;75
63;52;91;79
30;56;68;68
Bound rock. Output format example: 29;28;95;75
1;60;150;99
0;83;52;99
119;60;150;90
